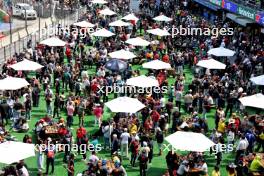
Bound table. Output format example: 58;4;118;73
45;125;59;134
187;168;204;176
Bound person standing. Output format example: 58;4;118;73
24;95;32;120
53;93;60;119
130;136;140;167
45;86;53;116
120;128;130;158
66;101;75;129
67;153;74;176
138;150;148;176
93;104;103;127
45;141;56;175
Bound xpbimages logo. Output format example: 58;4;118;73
164;25;234;38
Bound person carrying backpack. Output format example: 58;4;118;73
130;136;140;167
138;151;149;176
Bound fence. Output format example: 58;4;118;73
0;6;86;64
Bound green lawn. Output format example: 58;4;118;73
1;64;238;176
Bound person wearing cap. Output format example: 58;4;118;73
120;128;130;158
156;127;164;156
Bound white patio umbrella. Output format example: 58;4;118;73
99;8;116;16
125;37;150;46
73;21;95;28
0;77;29;90
9;59;43;71
122;13;139;22
196;59;226;70
108;49;136;60
109;20;131;27
0;141;35;164
105;97;145;113
40;37;66;47
142;60;171;70
147;28;170;36
90;28;115;37
250;75;264;85
126;75;159;88
239;93;264;109
207;47;235;57
153;15;172;22
165;131;215;152
91;0;108;4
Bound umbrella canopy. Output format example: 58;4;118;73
207;47;235;57
109;20;131;27
239;93;264;109
0;77;29;90
91;0;108;4
90;28;115;37
99;8;116;16
250;75;264;85
125;37;150;46
9;59;43;71
108;49;136;60
196;59;226;70
40;37;66;47
0;141;35;164
105;97;145;113
126;75;159;88
165;131;215;152
105;59;127;72
122;13;139;22
147;28;170;36
153;15;172;22
142;60;171;70
73;21;95;28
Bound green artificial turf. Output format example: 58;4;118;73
3;62;259;176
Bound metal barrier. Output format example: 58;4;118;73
0;6;86;64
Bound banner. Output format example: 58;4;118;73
256;13;264;25
209;0;222;6
237;5;256;20
222;0;238;13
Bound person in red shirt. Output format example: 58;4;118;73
151;109;160;128
76;126;88;160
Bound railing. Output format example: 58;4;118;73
0;6;86;65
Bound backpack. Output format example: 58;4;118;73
47;150;54;158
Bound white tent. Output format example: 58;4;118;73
99;8;116;16
90;28;115;37
165;131;215;152
250;75;264;85
125;37;150;46
142;60;171;70
73;21;95;28
122;13;139;22
196;59;226;70
9;59;43;71
0;141;35;164
153;15;172;22
147;28;170;36
239;93;264;109
126;75;159;88
105;97;145;113
40;37;66;47
109;20;131;27
207;47;235;57
91;0;108;4
0;77;29;90
108;49;136;60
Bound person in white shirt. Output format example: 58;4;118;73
120;128;130;158
235;135;249;163
199;159;208;175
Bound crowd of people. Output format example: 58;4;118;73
0;0;264;176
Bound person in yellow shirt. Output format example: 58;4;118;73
130;123;138;135
217;118;226;133
211;166;221;176
249;155;264;172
